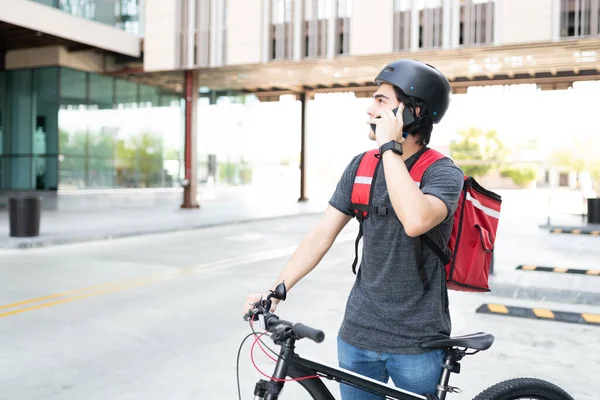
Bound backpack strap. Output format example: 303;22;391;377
408;148;446;183
351;149;380;219
350;149;381;274
408;148;452;290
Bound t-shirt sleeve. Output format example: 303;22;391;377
420;159;465;222
328;154;363;217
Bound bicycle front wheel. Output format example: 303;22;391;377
473;377;574;400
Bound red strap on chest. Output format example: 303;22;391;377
351;148;446;218
409;148;446;185
351;149;380;218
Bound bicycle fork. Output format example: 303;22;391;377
252;337;295;399
253;380;269;400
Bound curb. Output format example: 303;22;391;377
476;303;600;326
516;265;600;275
545;226;600;236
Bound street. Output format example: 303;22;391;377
0;208;599;399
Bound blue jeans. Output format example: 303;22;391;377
337;336;444;399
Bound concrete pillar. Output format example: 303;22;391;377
181;70;199;209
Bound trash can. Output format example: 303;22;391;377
9;197;41;237
588;198;600;225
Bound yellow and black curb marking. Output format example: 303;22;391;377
476;304;600;326
550;228;600;236
517;265;600;276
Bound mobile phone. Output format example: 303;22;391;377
370;105;415;138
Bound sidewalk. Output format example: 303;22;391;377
484;190;600;305
0;186;327;249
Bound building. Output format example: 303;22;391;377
1;0;599;208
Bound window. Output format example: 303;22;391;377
303;0;328;58
418;0;444;49
336;0;351;55
560;0;600;38
459;0;495;46
177;0;227;68
271;0;294;61
394;0;411;51
115;0;143;35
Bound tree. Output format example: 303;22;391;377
551;137;600;195
115;132;165;188
449;127;508;177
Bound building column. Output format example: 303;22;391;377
410;1;420;50
181;70;199;209
442;0;451;49
293;0;303;61
298;90;310;202
327;0;336;58
187;0;196;68
261;0;271;63
494;0;503;45
210;0;221;67
451;0;460;48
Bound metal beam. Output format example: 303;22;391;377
298;91;309;202
181;69;199;209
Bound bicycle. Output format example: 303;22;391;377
238;283;574;400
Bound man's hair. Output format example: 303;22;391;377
393;86;433;146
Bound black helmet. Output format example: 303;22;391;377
374;59;451;124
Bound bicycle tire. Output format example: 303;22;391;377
473;377;574;400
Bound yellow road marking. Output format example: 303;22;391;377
533;309;555;319
586;270;600;275
488;304;509;314
552;228;562;233
591;231;600;236
582;313;600;324
521;265;537;270
553;267;568;273
0;277;168;318
0;238;356;319
571;230;581;234
0;272;165;310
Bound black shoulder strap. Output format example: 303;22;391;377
421;235;451;265
411;237;430;291
352;219;364;275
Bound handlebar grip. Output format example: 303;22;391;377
292;323;325;343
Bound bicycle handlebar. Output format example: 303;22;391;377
244;300;325;344
292;322;325;343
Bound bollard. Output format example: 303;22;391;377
8;197;41;237
588;198;600;225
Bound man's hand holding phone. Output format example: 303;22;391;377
368;103;407;148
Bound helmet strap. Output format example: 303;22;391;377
397;92;422;133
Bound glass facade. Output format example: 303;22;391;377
0;68;59;190
32;0;143;35
0;66;183;191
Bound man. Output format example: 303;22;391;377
243;59;465;398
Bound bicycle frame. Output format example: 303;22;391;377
254;336;453;400
288;354;428;400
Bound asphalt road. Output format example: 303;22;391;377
0;212;598;399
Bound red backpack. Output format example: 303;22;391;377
350;147;502;292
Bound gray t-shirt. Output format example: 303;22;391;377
329;146;464;354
